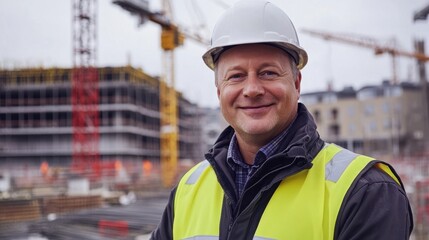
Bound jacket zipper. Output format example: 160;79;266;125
227;157;310;239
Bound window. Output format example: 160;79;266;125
357;88;378;100
364;105;374;115
383;119;391;129
347;106;355;116
382;102;390;113
313;110;321;123
331;108;338;120
367;121;377;132
323;93;337;103
329;124;340;137
348;123;356;133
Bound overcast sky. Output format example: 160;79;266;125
0;0;428;108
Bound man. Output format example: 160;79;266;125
151;0;413;239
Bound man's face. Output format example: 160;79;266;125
216;44;301;144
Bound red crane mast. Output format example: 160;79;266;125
71;0;100;178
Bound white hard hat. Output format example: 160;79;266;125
202;0;308;70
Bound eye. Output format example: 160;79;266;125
259;71;279;80
226;73;246;82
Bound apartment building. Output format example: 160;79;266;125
300;80;429;156
0;66;203;176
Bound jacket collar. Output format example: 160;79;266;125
204;103;325;202
206;103;322;162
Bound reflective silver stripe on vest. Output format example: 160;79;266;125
186;160;210;184
325;147;358;182
183;236;218;240
183;236;273;240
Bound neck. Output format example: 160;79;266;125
235;134;266;165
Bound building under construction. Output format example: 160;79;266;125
0;66;204;180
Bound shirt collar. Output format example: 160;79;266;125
226;123;293;169
226;135;247;170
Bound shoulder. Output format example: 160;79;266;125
350;163;408;198
334;164;413;239
357;163;403;187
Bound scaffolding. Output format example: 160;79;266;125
0;66;203;184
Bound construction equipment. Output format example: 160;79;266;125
414;4;429;21
113;0;208;187
71;0;101;179
301;29;429;84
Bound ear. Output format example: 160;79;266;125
295;71;302;98
217;87;221;99
214;68;221;99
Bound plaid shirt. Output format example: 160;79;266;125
226;127;291;197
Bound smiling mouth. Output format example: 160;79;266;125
239;104;274;116
240;104;273;110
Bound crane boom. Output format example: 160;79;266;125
302;29;429;62
113;0;208;187
302;28;429;84
112;0;208;45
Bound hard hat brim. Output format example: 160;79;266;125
202;42;308;70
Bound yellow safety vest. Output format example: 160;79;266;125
173;144;400;240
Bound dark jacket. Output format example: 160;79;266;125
151;104;413;240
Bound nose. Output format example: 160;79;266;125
242;73;265;98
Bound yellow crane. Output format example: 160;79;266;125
301;28;429;84
113;0;208;187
